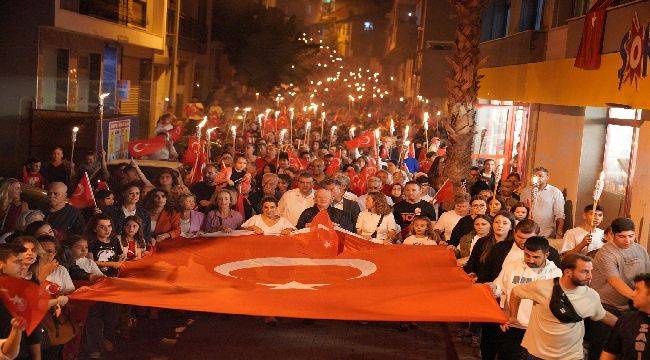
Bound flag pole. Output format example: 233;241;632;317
591;171;605;231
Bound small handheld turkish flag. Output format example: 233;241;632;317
432;179;454;205
70;172;96;209
345;131;376;150
0;277;51;335
309;209;340;255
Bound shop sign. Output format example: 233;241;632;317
618;13;650;90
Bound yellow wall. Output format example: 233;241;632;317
479;53;650;110
527;107;585;213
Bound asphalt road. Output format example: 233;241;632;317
95;311;478;360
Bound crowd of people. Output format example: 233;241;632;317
0;108;649;360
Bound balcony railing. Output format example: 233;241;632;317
61;0;147;28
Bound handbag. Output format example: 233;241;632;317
549;277;583;323
41;304;78;346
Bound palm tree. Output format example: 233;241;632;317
441;0;487;187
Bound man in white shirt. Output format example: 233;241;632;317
434;192;470;242
520;167;565;238
487;237;562;360
277;172;315;226
561;204;605;255
507;253;618;360
357;177;393;212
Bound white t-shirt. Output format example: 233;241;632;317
277;189;314;226
180;218;191;236
433;211;462;242
45;265;75;295
403;235;437;246
355;211;397;243
513;278;607;360
241;215;296;235
75;257;105;277
493;260;562;328
560;227;604;254
502;242;525;267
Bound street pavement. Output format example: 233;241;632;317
97;311;479;360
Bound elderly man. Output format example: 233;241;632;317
44;182;84;237
357;176;393;212
296;189;354;232
323;179;360;227
278;172;315;226
520;166;565;238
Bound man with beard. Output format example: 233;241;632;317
507;254;618;360
488;237;562;360
191;164;218;213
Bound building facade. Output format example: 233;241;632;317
477;0;650;243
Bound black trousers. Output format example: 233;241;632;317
481;324;526;360
585;305;623;360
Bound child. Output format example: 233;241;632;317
402;216;438;245
154;113;174;137
116;216;148;261
67;235;105;282
510;202;529;224
561;204;605;255
22;158;44;189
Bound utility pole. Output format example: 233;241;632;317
169;0;182;110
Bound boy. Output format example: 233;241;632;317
561;204;605;255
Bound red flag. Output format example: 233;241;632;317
407;142;416;158
288;151;306;170
70;230;506;323
96;180;110;191
182;136;201;166
345;131;376;150
310;209;340;254
325;157;341;176
183;102;204;120
0;277;51;335
433;179;454;205
188;151;207;186
129;136;166;158
70;172;96;209
264;116;276;133
277;115;290;130
574;0;612;70
169;126;183;142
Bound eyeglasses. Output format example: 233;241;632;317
472;204;487;208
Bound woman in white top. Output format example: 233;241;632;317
241;196;295;235
356;192;397;244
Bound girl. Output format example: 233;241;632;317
143;189;180;245
488;196;504;217
390;183;403;204
117;216;148;261
203;190;243;233
37;235;75;295
403;216;438;245
355;192;398;244
230;155;248;187
84;214;124;277
66;235;105;282
457;214;493;260
510;202;529;224
178;194;204;237
463;210;515;282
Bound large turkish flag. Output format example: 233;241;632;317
70;228;505;323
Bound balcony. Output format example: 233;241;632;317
60;0;147;28
479;30;548;68
167;10;208;54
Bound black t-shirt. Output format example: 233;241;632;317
392;200;437;230
604;311;650;360
190;181;217;212
42;162;69;184
89;237;123;277
45;203;85;236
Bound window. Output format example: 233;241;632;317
481;0;511;41
519;0;544;31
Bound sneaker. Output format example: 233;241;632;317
399;323;409;332
89;351;101;359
